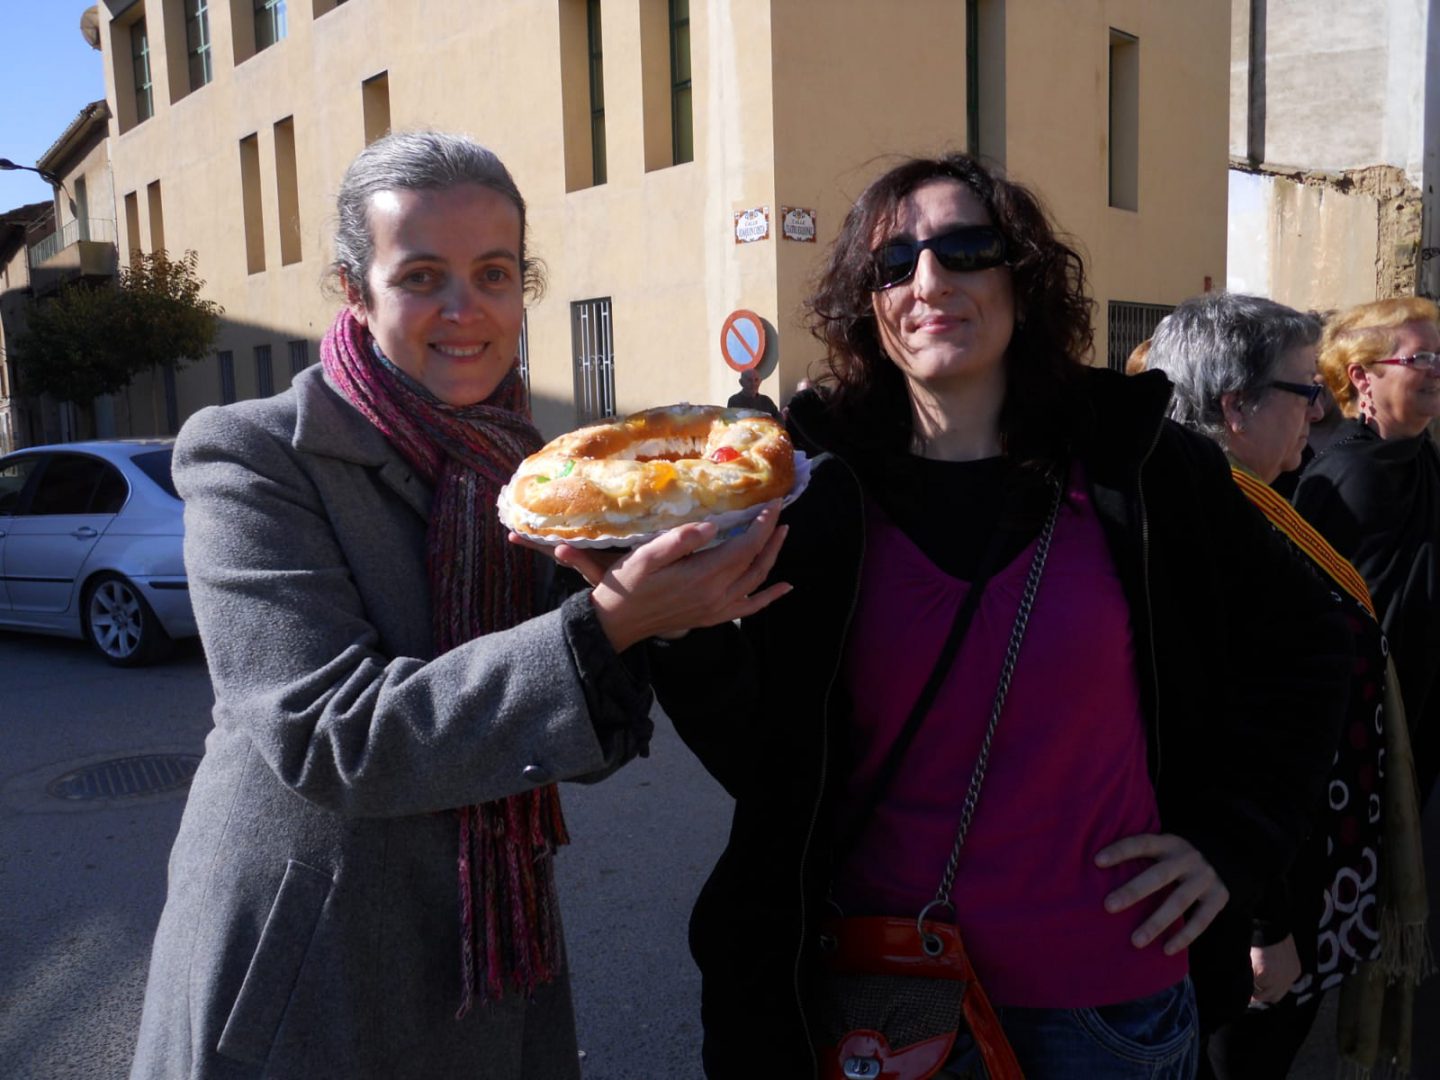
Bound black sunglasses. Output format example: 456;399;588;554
869;226;1008;291
1269;380;1325;407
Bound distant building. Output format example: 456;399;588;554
0;202;55;453
0;98;120;448
1227;0;1439;309
89;0;1229;437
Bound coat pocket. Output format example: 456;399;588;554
217;859;333;1065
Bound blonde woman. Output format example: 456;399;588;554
1294;297;1440;808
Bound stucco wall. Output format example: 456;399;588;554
1227;168;1382;311
95;0;1230;438
1007;0;1229;362
1230;0;1429;181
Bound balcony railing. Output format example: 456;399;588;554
28;217;117;267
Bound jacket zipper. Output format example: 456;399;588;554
789;446;866;1074
1137;419;1164;789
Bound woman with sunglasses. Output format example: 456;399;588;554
1147;293;1425;1079
639;153;1350;1079
1295;298;1440;809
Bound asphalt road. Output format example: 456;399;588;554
0;628;728;1080
3;627;1436;1078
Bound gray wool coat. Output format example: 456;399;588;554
130;365;653;1080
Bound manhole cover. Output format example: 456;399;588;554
46;754;202;800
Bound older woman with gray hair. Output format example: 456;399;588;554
1149;292;1325;486
129;131;788;1080
1149;292;1423;1079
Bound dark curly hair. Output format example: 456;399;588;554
805;153;1094;465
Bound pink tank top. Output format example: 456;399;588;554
834;466;1188;1007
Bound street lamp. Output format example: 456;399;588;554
0;159;62;186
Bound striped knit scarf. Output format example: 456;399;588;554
321;308;569;1018
1229;465;1375;617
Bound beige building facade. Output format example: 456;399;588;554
88;0;1229;441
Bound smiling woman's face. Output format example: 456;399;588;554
1356;318;1440;439
870;179;1016;398
347;183;524;407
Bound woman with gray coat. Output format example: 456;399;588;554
129;131;787;1080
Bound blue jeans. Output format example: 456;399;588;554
939;978;1198;1079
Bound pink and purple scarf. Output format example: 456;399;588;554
321;308;568;1017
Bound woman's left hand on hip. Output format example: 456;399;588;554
1094;832;1231;955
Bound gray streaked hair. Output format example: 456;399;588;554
330;130;545;305
1146;292;1321;444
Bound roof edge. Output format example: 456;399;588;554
36;100;111;176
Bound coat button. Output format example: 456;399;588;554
522;764;551;784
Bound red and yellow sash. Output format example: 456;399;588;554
1230;465;1376;620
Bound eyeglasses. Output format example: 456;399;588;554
869;226;1008;291
1374;351;1440;374
1269;380;1325;407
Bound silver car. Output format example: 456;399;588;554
0;439;195;666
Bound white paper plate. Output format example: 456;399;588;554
498;450;812;549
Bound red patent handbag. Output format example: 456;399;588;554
811;914;1023;1080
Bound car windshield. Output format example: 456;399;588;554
132;449;180;501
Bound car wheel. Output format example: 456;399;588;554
83;572;173;667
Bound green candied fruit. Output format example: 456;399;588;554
558;459;575;478
534;475;550;484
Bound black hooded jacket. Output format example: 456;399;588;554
649;367;1351;1077
1294;418;1440;804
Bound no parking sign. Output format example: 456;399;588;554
720;310;767;371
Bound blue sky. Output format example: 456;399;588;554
0;2;107;212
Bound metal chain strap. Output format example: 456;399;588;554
917;477;1064;950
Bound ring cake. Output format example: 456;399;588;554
500;404;795;542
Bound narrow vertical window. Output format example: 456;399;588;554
187;0;213;90
362;72;391;146
966;0;1006;164
255;345;274;396
517;312;530;391
288;339;309;374
587;0;606;186
218;350;236;404
147;180;165;252
132;19;154;122
162;364;179;434
255;0;288;51
1108;29;1139;211
273;117;302;265
239;134;266;274
124;191;142;259
75;177;91;241
669;0;692;164
571;297;615;424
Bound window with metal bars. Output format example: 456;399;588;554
255;345;274;396
517;312;530;391
162;364;179;434
289;339;309;375
218;350;236;403
186;0;213;90
1106;301;1173;371
571;298;615;424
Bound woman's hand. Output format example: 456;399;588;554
1094;832;1230;955
515;502;791;652
1248;935;1301;1005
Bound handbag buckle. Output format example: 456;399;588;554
840;1055;883;1079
